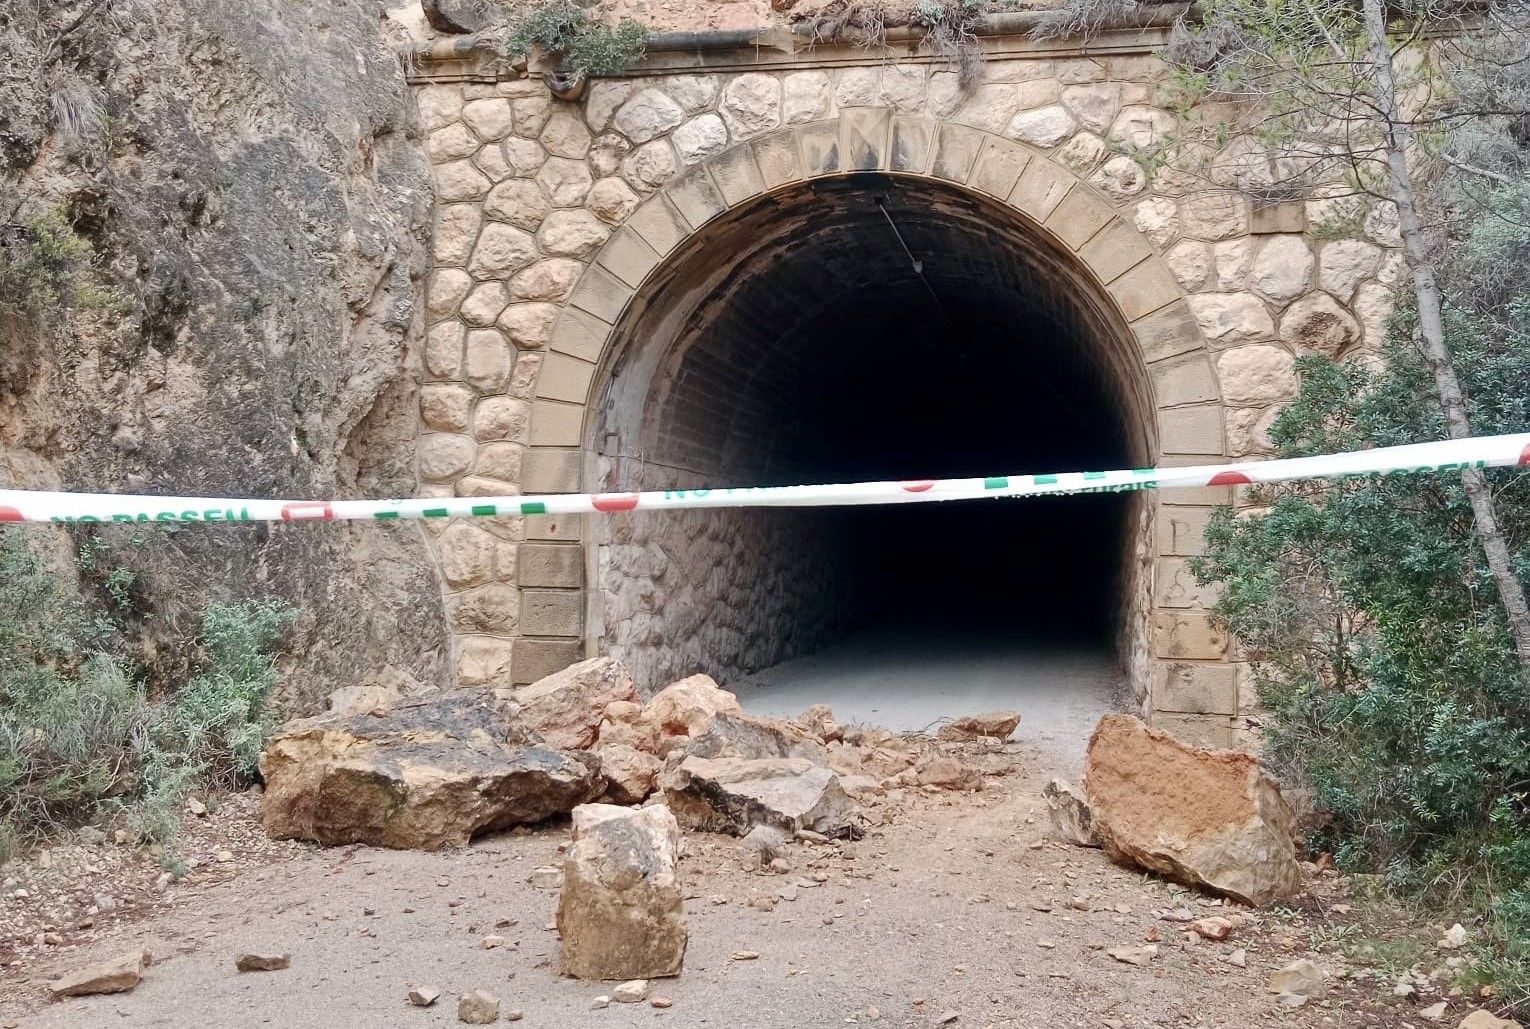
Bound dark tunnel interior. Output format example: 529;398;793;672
594;174;1152;683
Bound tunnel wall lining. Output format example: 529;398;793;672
410;50;1404;748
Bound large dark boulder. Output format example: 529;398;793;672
260;689;604;849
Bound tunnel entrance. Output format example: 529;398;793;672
589;173;1154;728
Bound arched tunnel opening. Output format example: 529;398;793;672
591;174;1155;731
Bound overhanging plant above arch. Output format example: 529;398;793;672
498;0;646;100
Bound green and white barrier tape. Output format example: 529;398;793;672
3;433;1529;525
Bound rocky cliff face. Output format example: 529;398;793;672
0;0;447;711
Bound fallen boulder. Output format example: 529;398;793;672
596;743;662;805
260;689;603;849
557;804;687;980
913;755;982;791
662;756;859;837
795;704;843;743
1042;777;1097;846
685;712;828;764
1085;714;1302;906
596;699;657;753
638;674;741;755
1458;1011;1523;1029
49;949;150;999
507;656;636;751
938;710;1021;741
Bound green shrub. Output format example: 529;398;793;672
0;206;125;317
502;1;645;77
0;530;293;859
1191;343;1530;1010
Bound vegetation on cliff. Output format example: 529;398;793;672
0;530;292;866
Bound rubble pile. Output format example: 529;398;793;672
258;657;1018;850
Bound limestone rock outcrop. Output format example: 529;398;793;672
260;689;603;849
661;756;858;837
2;0;448;713
557;804;688;980
1084;714;1303;905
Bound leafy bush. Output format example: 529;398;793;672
0;205;127;318
0;530;293;859
1191;338;1530;1008
502;1;645;77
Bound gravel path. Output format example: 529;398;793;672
1;737;1454;1029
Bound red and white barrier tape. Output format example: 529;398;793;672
2;433;1528;525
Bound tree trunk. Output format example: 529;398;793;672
1360;0;1530;667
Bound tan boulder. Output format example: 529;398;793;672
259;689;603;850
938;710;1021;741
557;804;687;980
1084;714;1303;906
1458;1011;1523;1029
685;712;828;764
913;755;982;791
661;756;859;837
596;743;662;805
638;674;742;755
49;949;150;999
795;704;843;743
508;656;636;751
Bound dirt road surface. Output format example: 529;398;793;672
3;734;1453;1029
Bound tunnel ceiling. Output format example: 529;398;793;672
595;173;1156;490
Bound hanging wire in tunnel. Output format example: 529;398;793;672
875;197;945;310
875;196;1108;445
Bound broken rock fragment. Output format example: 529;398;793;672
595;742;661;805
505;656;636;751
234;951;291;972
795;704;843;743
685;711;828;763
557;803;688;980
913;755;982;791
259;688;603;850
1042;777;1097;846
1267;959;1327;1003
662;756;859;837
937;710;1021;741
48;948;150;999
638;674;742;755
739;823;789;870
1084;714;1303;906
407;986;441;1007
458;989;501;1024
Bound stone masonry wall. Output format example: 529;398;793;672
408;37;1404;746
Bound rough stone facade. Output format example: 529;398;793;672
406;29;1401;746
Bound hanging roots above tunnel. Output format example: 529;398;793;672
791;0;986;88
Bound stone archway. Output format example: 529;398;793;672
515;114;1233;734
